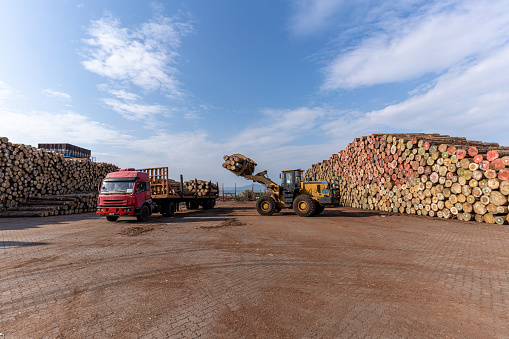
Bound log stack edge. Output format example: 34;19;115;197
0;136;118;213
304;133;509;224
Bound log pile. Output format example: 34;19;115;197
0;136;118;213
222;154;256;176
184;180;219;197
0;192;99;217
305;133;509;224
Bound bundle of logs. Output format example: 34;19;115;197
0;192;99;217
0;136;118;214
184;180;219;197
305;133;509;224
222;154;256;176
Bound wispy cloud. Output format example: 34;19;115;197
0;108;131;149
0;81;14;102
82;12;192;96
102;97;167;120
288;0;345;37
42;88;72;103
323;43;509;146
226;107;329;151
321;0;509;89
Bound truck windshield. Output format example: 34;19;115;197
100;181;135;195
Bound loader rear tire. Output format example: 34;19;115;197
256;196;276;216
293;195;316;217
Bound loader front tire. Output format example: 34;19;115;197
256;196;276;216
293;195;316;217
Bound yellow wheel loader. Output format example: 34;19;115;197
222;154;339;217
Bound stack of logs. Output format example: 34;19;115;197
0;192;99;217
0;136;118;214
305;133;509;224
222;155;256;176
184;180;219;197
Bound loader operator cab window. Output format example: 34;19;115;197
281;172;291;187
281;171;301;188
295;171;302;185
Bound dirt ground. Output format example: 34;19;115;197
1;201;508;338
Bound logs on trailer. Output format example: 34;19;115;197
184;180;219;197
305;133;509;225
0;136;118;214
222;154;256;176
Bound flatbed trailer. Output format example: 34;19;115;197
137;167;217;212
96;167;218;222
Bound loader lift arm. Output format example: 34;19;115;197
243;170;277;188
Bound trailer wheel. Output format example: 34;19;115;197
202;199;215;210
293;195;316;217
206;199;215;210
137;205;150;222
256;196;276;216
106;216;119;222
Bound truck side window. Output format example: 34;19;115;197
136;182;146;193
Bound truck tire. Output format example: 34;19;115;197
256;196;276;216
293;195;316;217
162;202;176;217
106;216;119;222
137;205;150;222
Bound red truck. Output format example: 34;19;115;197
96;167;218;222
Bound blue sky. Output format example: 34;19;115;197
1;0;509;186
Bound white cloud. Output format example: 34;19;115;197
0;109;131;149
322;0;509;89
108;89;141;102
288;0;345;37
324;43;509;147
101;97;167;120
226;107;328;151
42;89;72;103
0;81;14;101
82;13;192;96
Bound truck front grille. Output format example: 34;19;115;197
103;199;126;206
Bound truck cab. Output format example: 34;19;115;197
96;168;153;222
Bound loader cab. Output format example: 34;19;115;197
280;169;302;192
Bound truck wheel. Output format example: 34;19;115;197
256;196;276;216
106;216;119;222
162;202;176;217
293;195;316;217
137;205;150;222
